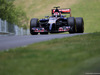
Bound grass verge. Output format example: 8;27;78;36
0;32;100;75
71;0;100;33
14;0;78;19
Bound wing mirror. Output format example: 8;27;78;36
45;16;49;18
62;15;66;17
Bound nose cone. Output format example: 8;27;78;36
49;23;53;31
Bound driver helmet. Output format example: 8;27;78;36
53;12;61;17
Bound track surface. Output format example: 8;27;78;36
0;33;85;51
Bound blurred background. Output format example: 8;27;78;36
0;0;100;35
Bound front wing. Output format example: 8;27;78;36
31;26;70;33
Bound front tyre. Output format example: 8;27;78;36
30;18;39;35
68;17;76;34
75;17;84;33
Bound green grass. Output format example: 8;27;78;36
71;0;100;33
0;32;100;75
14;0;77;19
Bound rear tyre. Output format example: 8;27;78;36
75;17;84;33
40;32;48;35
68;17;76;34
30;18;38;35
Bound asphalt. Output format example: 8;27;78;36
0;33;86;51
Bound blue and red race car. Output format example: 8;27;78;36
30;6;84;35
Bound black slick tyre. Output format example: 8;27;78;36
30;18;38;35
75;17;84;33
68;17;76;34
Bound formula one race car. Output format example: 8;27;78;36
30;6;84;35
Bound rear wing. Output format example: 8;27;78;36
52;8;72;17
